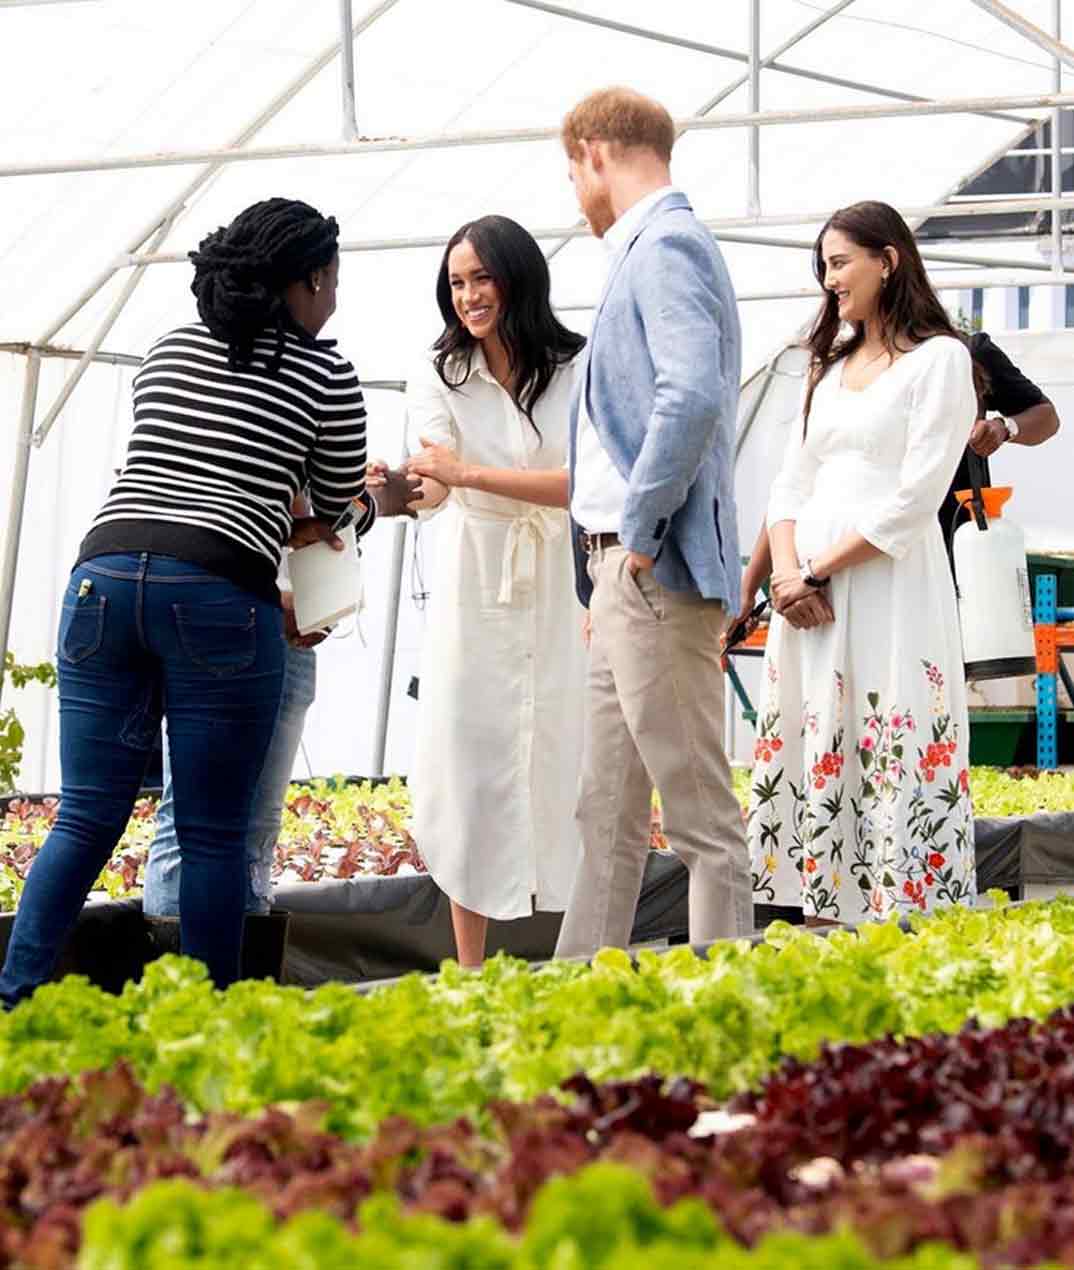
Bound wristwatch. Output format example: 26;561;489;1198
799;558;829;589
1000;415;1020;441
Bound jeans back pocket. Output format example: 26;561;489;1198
59;595;107;664
174;600;257;677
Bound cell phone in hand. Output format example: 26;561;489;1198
724;599;770;651
330;502;358;535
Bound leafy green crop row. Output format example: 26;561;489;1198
4;894;1074;1141
79;1165;1002;1270
3;766;1066;915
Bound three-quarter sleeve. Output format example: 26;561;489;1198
309;356;377;537
855;337;976;560
766;378;819;527
405;355;460;520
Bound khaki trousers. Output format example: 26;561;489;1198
555;543;753;958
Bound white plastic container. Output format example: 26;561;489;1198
287;524;361;634
953;486;1036;681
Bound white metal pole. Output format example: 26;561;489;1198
970;0;1074;71
507;0;1020;123
32;215;177;448
6;91;1074;180
544;0;856;265
33;0;401;345
554;270;1074;312
339;0;359;142
0;351;42;709
371;432;410;777
0;343;142;368
1053;0;1064;273
748;0;761;218
131;194;1074;264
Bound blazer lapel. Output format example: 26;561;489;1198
583;192;692;443
590;190;691;326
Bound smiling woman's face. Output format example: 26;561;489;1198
447;238;503;342
821;228;889;325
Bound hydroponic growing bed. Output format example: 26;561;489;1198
3;768;1071;912
5;896;1074;1266
1;768;1071;988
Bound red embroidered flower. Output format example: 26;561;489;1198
861;736;874;752
924;873;935;886
903;880;915;897
771;738;783;752
928;852;946;869
958;768;970;794
805;858;817;874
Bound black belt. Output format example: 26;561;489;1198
581;531;620;554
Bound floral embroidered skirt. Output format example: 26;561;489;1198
747;544;976;923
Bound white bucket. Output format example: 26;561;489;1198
288;524;361;634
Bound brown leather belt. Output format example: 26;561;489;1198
581;531;620;554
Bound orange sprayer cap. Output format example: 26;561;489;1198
954;485;1012;518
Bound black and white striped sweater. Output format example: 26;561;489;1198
77;321;375;603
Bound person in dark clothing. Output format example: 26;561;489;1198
941;331;1061;535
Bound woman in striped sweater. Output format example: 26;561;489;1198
0;199;409;1004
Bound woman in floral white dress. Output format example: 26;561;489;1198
748;201;978;923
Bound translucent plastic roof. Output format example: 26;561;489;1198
2;0;1072;786
1;0;1069;378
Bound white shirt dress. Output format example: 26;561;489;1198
407;349;584;920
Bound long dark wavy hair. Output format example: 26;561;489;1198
432;215;585;429
802;200;980;430
189;198;339;374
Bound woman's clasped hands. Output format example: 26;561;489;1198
769;567;835;631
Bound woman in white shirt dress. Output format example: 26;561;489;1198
398;215;585;967
747;201;979;925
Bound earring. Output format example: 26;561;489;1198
880;273;889;289
314;282;322;294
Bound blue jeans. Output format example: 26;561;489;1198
0;554;284;1005
144;646;316;917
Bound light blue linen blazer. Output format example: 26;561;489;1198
568;191;742;612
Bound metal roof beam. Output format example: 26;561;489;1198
969;0;1074;72
128;195;1074;265
5;91;1072;181
544;0;859;263
32;0;401;343
505;0;1025;123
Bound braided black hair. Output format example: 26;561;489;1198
189;198;339;373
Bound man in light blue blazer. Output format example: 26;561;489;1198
555;87;753;958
